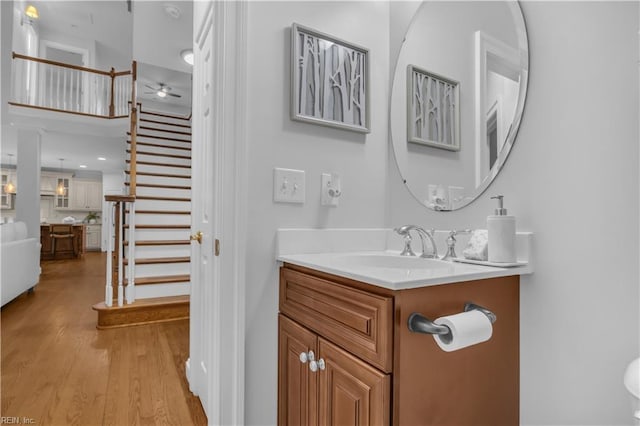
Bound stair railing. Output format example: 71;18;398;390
104;195;135;307
102;60;138;308
10;52;132;118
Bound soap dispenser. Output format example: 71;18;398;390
487;195;516;263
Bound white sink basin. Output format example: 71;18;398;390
335;254;450;270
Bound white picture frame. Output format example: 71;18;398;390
291;23;370;133
407;64;460;151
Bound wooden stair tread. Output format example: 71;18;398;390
92;296;189;329
128;132;191;143
124;256;190;265
125;182;191;190
124;224;190;229
128;140;192;151
124;275;190;285
125;170;190;179
139;110;191;121
135;195;191;202
126;159;191;169
125;210;190;215
124;239;190;246
140;117;191;129
128;149;191;160
139;125;192;136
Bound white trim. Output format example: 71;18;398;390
188;1;247;424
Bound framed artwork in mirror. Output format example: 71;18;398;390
291;23;370;133
407;65;460;151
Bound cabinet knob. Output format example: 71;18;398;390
309;358;325;372
299;350;314;364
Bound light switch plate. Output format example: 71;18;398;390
273;168;305;203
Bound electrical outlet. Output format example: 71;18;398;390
273;168;305;203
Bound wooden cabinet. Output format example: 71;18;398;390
71;180;102;211
40;224;86;260
278;315;389;426
278;264;520;426
85;224;101;251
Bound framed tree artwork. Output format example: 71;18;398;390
291;23;370;133
407;65;460;151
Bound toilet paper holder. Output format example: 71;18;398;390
408;302;497;336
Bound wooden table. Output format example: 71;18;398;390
41;224;86;260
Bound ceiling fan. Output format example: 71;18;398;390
144;83;181;99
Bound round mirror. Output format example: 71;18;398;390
390;1;529;211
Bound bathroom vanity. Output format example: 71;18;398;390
277;229;532;426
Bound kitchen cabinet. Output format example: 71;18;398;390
1;169;15;209
71;180;102;211
40;224;85;260
85;224;101;251
278;263;519;426
54;177;71;209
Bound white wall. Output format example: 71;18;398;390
244;2;390;423
389;2;639;424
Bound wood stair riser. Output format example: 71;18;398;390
134;282;190;300
131;174;191;187
129;151;192;166
139;125;192;136
134;186;191;198
132;163;193;177
139;117;192;130
132;245;191;259
93;296;190;329
127;214;190;226
136;127;192;140
134;199;191;211
129;229;191;241
139;111;191;125
125;264;191;279
127;132;191;146
127;139;191;155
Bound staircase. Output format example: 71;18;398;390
93;106;192;328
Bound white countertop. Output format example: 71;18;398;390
276;228;533;290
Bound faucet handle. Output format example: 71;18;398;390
399;234;416;257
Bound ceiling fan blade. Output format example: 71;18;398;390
143;91;155;94
144;84;157;90
168;93;182;98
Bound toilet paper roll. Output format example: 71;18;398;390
432;310;493;352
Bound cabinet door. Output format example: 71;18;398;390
55;177;71;209
86;182;102;210
279;315;318;426
318;338;390;426
71;181;87;210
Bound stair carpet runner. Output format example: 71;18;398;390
124;109;192;301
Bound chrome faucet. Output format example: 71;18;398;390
440;229;473;261
394;225;438;259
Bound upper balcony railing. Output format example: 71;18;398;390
10;52;133;119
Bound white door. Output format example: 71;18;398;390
189;1;218;419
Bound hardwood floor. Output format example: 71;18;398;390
1;253;207;425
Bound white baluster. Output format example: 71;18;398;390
105;202;114;307
63;67;68;110
126;203;135;304
117;201;124;307
48;65;53;108
56;66;61;109
76;69;80;112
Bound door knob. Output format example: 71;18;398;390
190;231;203;244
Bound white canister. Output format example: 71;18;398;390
487;195;516;263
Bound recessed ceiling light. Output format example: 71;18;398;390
181;49;194;66
79;165;87;168
97;157;106;161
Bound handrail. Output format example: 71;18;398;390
12;51;131;77
10;51;132;118
129;61;138;196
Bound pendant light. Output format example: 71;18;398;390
4;154;16;194
56;158;66;196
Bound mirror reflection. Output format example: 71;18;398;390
391;1;529;211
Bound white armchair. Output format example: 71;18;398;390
1;222;40;306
